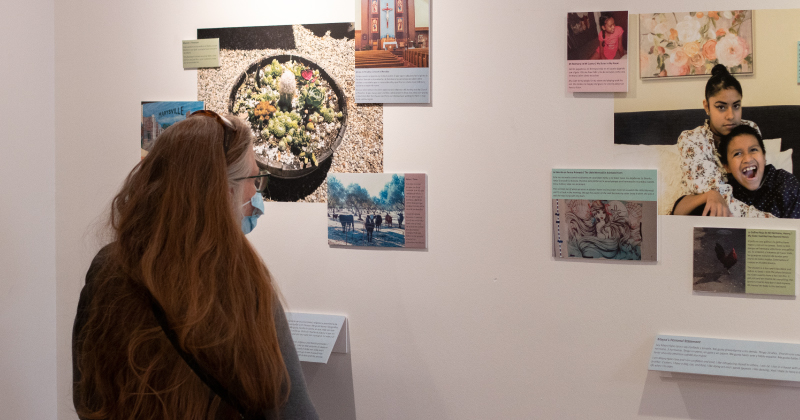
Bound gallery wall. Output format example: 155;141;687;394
0;0;57;419
31;1;800;420
615;9;800;113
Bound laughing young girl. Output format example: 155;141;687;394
718;125;800;218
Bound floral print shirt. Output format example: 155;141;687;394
677;119;773;217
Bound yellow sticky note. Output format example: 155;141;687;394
182;39;219;69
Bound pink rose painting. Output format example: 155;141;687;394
639;11;753;78
715;34;749;67
666;50;690;76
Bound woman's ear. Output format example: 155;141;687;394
703;99;709;115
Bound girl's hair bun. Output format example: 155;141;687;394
711;64;728;77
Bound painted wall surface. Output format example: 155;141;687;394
0;0;57;419
615;9;800;113
41;2;800;420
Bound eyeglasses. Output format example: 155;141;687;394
189;110;237;154
234;172;269;193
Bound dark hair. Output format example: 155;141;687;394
705;64;742;101
718;124;764;165
598;14;612;42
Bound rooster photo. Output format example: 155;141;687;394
693;227;746;293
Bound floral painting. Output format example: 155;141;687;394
639;11;753;78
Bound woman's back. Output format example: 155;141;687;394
72;113;318;420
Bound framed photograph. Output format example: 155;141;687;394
693;227;795;295
639;11;754;78
397;17;403;32
566;11;629;92
328;173;427;249
197;23;382;203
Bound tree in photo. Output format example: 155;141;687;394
328;176;345;214
345;183;372;220
379;174;405;212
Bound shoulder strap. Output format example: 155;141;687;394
148;294;260;420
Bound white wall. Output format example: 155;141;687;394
0;0;57;419
42;2;800;420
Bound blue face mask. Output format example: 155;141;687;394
241;192;264;235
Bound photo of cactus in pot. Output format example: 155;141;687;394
231;57;345;172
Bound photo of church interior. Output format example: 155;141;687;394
355;0;429;68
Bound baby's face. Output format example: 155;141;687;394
724;134;765;191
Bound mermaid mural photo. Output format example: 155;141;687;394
565;200;643;260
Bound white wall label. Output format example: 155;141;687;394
650;335;800;382
286;312;347;363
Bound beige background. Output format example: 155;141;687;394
615;9;800;113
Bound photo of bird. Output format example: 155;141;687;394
693;228;746;293
714;242;738;272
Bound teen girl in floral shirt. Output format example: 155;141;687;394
672;64;773;217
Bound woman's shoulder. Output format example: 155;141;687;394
85;244;114;285
678;124;710;144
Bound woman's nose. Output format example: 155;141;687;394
725;108;734;119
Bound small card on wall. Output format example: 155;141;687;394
552;169;657;261
182;39;220;69
354;0;431;103
566;11;629;92
286;313;347;364
327;173;426;248
693;227;796;296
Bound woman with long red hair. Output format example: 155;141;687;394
72;111;318;420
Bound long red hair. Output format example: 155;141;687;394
75;115;288;419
